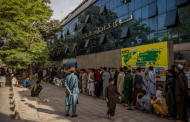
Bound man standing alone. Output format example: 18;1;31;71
65;68;79;118
102;67;110;100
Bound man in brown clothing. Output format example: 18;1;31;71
175;64;189;122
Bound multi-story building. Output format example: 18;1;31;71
53;0;190;67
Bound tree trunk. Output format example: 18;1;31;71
29;63;33;81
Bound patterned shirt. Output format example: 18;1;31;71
184;70;190;88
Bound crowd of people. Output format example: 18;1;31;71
34;63;190;121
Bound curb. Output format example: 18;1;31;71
11;84;21;120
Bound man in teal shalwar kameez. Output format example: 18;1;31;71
65;68;79;118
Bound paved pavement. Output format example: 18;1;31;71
11;76;173;122
0;77;15;122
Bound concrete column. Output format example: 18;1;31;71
19;70;23;77
22;69;26;79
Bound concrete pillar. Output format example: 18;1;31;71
19;70;23;77
22;69;26;79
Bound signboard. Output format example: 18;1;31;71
121;42;168;68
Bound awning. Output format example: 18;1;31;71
79;25;86;33
60;33;64;39
63;61;77;67
148;2;157;18
74;23;78;31
72;43;77;51
100;5;106;15
176;0;188;7
65;47;69;53
84;39;90;48
85;15;91;23
120;26;129;38
164;9;178;27
99;34;106;44
65;29;70;35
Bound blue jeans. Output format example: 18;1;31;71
65;105;76;115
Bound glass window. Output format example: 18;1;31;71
135;0;141;9
134;8;141;20
149;0;156;3
109;0;114;10
168;27;179;44
164;9;177;27
142;5;148;20
158;13;167;31
129;0;135;12
157;0;166;15
178;24;190;43
149;17;158;32
157;30;168;42
141;19;149;28
167;0;177;12
102;0;106;5
113;0;118;9
142;0;148;7
178;5;190;25
149;32;158;42
106;2;110;10
106;0;110;3
118;5;123;17
176;0;188;7
148;2;157;18
123;3;129;15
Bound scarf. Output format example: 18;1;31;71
156;90;165;108
95;69;100;81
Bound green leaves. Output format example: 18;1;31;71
0;0;53;68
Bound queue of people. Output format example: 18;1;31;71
33;63;190;121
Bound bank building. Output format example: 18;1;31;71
49;0;190;79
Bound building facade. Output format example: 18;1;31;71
54;0;190;63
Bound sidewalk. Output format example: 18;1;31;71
11;76;173;122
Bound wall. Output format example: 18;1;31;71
77;41;174;75
77;49;121;69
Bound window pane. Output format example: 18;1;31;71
142;5;148;20
178;24;190;43
102;0;106;5
167;0;177;12
168;27;179;44
129;0;135;12
113;0;118;9
149;32;158;42
142;0;148;7
118;5;123;17
123;3;129;15
157;30;168;42
109;0;114;10
178;5;190;25
148;2;157;18
149;17;158;32
157;0;166;15
149;0;156;3
158;13;167;31
106;2;110;10
142;19;149;28
135;0;141;9
135;8;141;20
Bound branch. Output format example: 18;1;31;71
30;33;37;49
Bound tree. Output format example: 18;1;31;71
0;0;53;80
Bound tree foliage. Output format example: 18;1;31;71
0;0;57;68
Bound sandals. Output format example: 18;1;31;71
128;108;135;110
123;105;129;107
